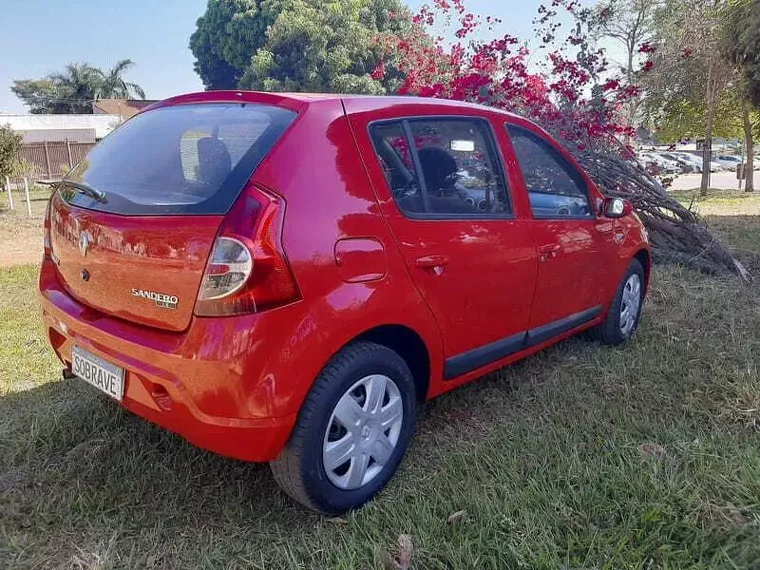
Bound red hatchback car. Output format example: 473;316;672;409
39;91;650;514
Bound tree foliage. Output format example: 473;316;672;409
722;0;760;107
588;0;659;141
376;0;747;279
0;125;23;181
591;0;658;81
11;60;145;114
645;79;749;142
638;0;736;194
641;2;726;116
189;0;276;90
720;0;760;192
190;0;411;94
98;60;146;101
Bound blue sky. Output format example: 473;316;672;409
0;0;585;114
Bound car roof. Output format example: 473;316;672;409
279;92;505;107
154;90;525;120
282;92;529;119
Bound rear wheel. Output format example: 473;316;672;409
270;342;417;514
590;259;645;345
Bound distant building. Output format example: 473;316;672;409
0;114;121;143
92;99;156;122
1;100;158;179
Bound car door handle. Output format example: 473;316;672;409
538;244;561;255
596;222;614;234
538;243;561;261
415;255;450;270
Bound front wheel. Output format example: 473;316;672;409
270;342;417;514
590;259;645;345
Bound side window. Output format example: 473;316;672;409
368;122;420;211
369;118;511;217
506;125;592;218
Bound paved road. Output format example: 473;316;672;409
669;171;757;191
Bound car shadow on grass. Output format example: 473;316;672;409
0;379;315;530
0;362;531;567
0;334;597;532
0;342;543;536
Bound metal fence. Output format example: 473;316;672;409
18;140;96;181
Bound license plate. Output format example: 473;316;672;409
71;346;125;401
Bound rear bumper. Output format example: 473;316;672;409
38;259;296;462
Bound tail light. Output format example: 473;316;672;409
194;184;301;317
200;238;253;300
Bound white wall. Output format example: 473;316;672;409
0;114;121;142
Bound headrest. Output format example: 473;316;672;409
197;137;232;185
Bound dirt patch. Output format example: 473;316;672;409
0;250;42;268
0;213;44;268
0;192;48;268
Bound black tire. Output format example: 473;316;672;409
270;342;417;514
590;259;645;346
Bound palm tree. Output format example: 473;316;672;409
12;60;146;114
48;63;104;113
96;59;146;100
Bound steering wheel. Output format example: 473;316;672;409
393;179;419;200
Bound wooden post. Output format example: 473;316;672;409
66;139;73;170
24;177;32;217
5;176;13;210
43;141;52;179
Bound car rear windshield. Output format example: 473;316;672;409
60;103;296;215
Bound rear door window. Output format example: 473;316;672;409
369;117;512;218
506;124;592;219
61;103;296;215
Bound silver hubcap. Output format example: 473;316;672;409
322;374;404;490
619;273;642;337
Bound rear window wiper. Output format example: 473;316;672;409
41;179;106;203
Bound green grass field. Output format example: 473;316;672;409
671;191;760;262
1;193;759;569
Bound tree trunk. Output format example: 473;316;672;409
701;62;716;196
623;43;636;147
742;101;754;192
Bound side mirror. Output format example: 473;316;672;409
603;197;633;218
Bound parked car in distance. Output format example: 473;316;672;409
39;91;651;514
672;152;724;173
715;155;743;171
715;154;760;171
670;151;699;167
638;152;680;174
659;152;700;173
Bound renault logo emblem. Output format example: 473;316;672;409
78;232;90;257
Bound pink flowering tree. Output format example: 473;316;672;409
374;0;747;279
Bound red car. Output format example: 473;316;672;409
39;91;650;514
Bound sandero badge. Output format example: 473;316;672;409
131;288;179;310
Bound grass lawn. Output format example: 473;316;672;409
668;190;760;279
1;194;760;568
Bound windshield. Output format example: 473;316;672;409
61;103;296;215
